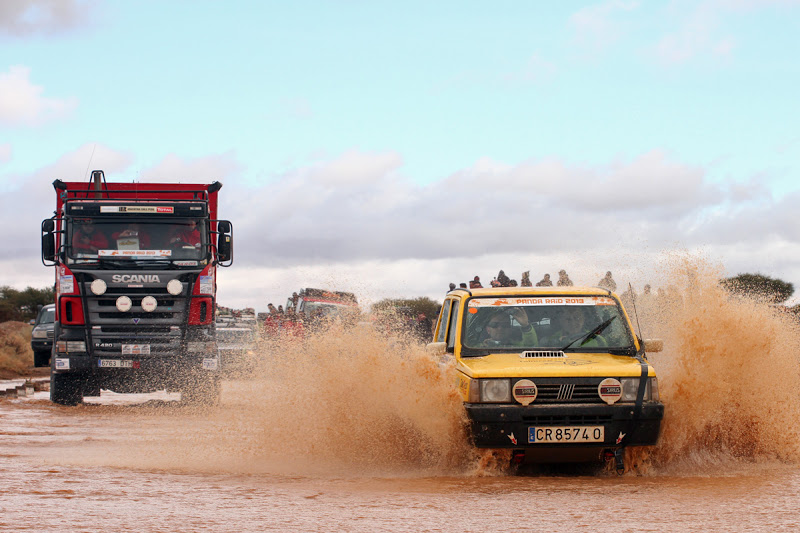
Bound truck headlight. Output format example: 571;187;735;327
56;340;86;353
480;379;511;403
187;341;215;354
620;377;657;402
90;278;107;295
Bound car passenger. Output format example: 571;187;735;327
112;223;151;249
168;219;201;248
546;307;607;348
482;307;538;348
73;219;109;254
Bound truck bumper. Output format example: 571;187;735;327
51;354;219;390
466;402;664;449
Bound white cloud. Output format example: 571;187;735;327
0;0;94;36
0;66;77;126
651;0;798;65
137;152;243;184
3;146;800;311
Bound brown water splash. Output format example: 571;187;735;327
633;256;800;472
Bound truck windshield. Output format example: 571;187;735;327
462;295;636;353
303;301;356;319
67;218;208;263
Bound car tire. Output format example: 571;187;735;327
33;350;51;368
50;372;83;406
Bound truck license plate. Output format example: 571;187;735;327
122;344;150;355
98;359;135;368
529;426;604;444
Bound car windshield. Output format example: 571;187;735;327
67;217;207;263
38;307;55;324
462;295;636;353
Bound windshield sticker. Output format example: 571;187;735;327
469;296;616;307
59;275;74;293
199;275;213;293
100;206;174;213
98;250;173;257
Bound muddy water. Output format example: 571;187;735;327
3;261;800;531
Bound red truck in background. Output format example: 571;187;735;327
264;288;359;338
40;170;233;405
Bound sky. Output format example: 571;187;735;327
1;0;799;310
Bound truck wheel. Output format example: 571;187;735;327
180;378;221;407
33;350;51;368
50;372;83;406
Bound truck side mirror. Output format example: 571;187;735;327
218;220;231;233
42;219;55;232
42;232;56;262
217;233;232;263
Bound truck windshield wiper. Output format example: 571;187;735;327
559;316;616;351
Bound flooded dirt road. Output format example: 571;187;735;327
4;261;800;531
3;384;800;533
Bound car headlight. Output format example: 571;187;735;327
648;377;659;401
620;377;657;402
32;329;48;339
480;379;511;403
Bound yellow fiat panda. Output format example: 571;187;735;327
429;286;664;471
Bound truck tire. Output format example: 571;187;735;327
50;372;83;406
33;350;51;368
180;378;221;407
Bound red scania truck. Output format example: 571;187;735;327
40;170;233;405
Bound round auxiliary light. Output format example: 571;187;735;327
90;278;107;295
166;279;183;296
513;379;538;406
116;295;132;313
141;296;158;313
598;378;623;405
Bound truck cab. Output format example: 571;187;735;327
40;171;233;405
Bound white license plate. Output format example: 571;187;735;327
122;344;150;355
98;359;134;368
529;426;604;444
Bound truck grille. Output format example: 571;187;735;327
80;278;190;358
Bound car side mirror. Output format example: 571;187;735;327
425;342;447;356
644;339;663;353
217;233;232;262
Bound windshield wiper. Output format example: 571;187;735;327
559;316;616;351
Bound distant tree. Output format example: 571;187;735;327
0;285;55;323
720;273;794;304
372;297;442;321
